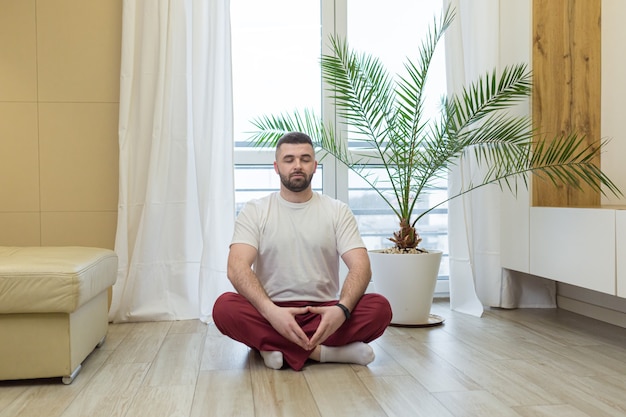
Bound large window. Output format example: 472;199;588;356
231;0;448;291
230;0;321;150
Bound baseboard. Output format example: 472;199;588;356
557;295;626;329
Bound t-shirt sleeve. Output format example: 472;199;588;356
335;202;366;255
231;201;261;249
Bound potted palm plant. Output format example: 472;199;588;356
247;7;621;325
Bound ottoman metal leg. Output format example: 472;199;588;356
96;336;106;348
60;336;104;384
62;364;82;385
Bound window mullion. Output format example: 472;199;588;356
321;0;348;201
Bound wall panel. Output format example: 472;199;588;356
532;0;601;206
0;0;122;249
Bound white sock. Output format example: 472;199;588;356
319;342;375;365
260;351;283;369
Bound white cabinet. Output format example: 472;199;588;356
504;206;626;298
529;207;616;295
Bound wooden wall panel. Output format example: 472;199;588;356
532;0;601;206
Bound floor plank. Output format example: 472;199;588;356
513;404;593;417
359;375;455;417
375;331;479;393
124;386;195;417
251;356;321;417
105;321;172;364
59;363;150;417
433;390;527;417
304;364;386;416
143;332;203;387
200;323;251;371
190;370;255;417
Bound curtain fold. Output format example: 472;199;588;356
110;0;234;323
445;0;556;316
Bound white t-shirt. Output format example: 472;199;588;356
231;192;366;302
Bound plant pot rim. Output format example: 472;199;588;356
369;248;443;255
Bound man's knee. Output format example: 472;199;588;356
361;293;392;323
212;292;241;330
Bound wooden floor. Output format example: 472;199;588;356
1;299;626;417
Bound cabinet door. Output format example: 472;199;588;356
617;210;626;298
530;207;616;295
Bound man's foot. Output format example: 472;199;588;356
320;342;375;365
260;350;284;369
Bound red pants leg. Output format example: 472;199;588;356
212;292;392;371
320;293;392;347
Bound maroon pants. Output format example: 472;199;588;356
212;292;392;371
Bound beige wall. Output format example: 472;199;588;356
0;0;122;249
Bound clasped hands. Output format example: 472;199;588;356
265;304;346;351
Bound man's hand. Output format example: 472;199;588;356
228;244;312;350
306;304;346;349
263;305;311;351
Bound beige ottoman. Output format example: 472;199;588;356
0;246;118;384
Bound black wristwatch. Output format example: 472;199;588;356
335;303;351;320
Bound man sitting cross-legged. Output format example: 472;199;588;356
212;132;392;370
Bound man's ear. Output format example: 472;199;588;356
273;161;279;174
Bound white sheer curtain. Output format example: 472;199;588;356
445;0;556;316
110;0;234;323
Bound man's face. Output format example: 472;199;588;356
274;143;317;192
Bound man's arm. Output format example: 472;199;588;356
337;247;372;311
227;243;310;349
227;243;274;314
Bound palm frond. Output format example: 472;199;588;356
323;36;396;142
450;63;532;133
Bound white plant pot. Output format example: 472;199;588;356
369;249;443;326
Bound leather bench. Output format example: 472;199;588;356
0;246;118;384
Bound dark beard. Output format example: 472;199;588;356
279;171;314;192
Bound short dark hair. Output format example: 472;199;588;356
275;132;315;159
276;132;313;148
